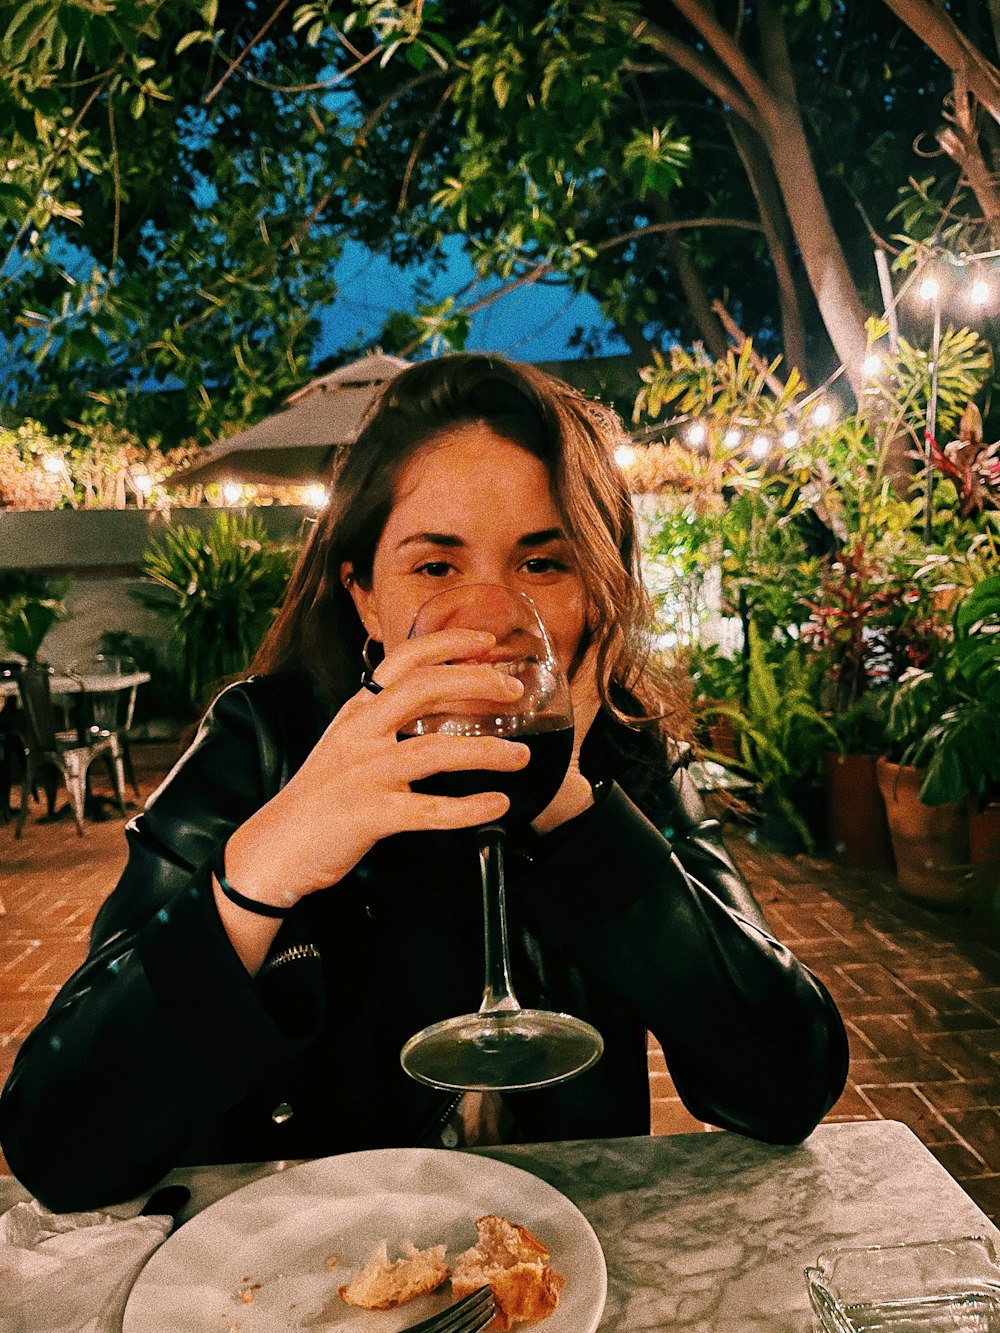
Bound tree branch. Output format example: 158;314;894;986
727;112;809;378
594;217;764;252
204;0;294;105
248;41;383;95
882;0;1000;123
638;17;762;130
397;81;456;212
647;191;729;358
663;0;775;117
711;299;789;395
353;67;453;148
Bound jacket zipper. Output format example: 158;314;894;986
260;943;321;975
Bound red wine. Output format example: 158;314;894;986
406;721;574;825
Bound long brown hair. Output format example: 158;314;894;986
253;353;676;730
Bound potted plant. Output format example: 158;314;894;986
132;511;296;712
707;626;837;854
688;641;745;760
803;536;951;872
886;574;1000;906
0;572;69;665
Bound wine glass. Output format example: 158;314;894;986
398;583;604;1092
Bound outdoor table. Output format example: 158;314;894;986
52;667;150;725
0;1119;996;1330
0;669;150;704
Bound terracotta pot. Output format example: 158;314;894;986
707;715;739;760
823;751;895;872
969;803;1000;865
697;699;739;760
968;803;1000;938
875;758;970;908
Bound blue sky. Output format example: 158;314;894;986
317;236;629;364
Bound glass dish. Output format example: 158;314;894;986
805;1235;1000;1332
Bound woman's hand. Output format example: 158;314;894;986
222;628;530;909
531;644;601;835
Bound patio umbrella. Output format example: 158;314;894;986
169;352;411;487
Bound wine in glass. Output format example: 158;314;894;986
398;583;604;1092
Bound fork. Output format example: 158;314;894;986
398;1284;496;1333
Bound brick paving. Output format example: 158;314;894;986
3;744;1000;1223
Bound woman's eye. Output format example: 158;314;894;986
522;557;566;575
415;561;455;577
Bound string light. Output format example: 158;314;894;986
304;483;328;508
222;481;242;505
634;242;996;477
971;277;990;307
42;455;65;474
614;443;637;469
131;471;152;496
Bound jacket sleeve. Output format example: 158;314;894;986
0;683;324;1213
519;771;849;1145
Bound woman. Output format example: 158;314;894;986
0;354;847;1212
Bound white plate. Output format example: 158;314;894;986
123;1148;607;1332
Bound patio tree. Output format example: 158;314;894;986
0;0;346;439
2;0;998;444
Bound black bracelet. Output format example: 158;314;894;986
213;845;294;919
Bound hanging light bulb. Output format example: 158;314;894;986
781;428;800;448
723;428;742;449
614;443;637;469
750;434;771;459
970;276;990;307
813;401;834;427
919;275;940;302
686;421;707;447
863;354;882;379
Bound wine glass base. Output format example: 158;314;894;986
400;1009;604;1092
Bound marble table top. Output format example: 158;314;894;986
1;1120;996;1331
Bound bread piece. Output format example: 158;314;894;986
451;1214;566;1330
338;1239;449;1310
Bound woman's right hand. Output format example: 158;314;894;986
221;628;529;912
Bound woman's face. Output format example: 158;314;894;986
344;423;589;676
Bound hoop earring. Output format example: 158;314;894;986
360;636;383;695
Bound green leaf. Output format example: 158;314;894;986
175;28;210;53
405;40;428;70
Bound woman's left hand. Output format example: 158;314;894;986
532;645;601;834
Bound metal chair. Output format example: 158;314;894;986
0;663;26;823
15;664;126;837
67;655;141;797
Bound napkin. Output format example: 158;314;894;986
0;1199;171;1333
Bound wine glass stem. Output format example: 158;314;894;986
477;824;521;1015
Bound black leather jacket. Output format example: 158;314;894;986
0;673;848;1211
